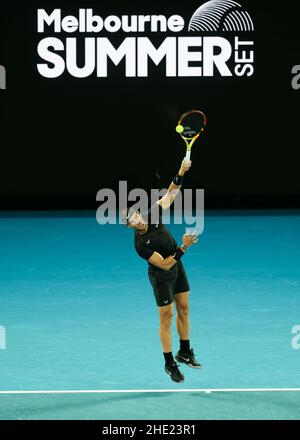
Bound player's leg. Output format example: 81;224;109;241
158;303;184;383
148;271;175;354
148;269;176;352
158;303;173;354
174;261;191;345
174;291;202;368
174;291;190;341
174;262;202;369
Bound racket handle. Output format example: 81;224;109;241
185;150;191;162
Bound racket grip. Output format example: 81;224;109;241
185;150;191;162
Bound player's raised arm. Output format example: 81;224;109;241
156;159;192;210
148;232;198;271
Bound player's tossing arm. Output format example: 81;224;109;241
148;233;198;271
156;159;192;210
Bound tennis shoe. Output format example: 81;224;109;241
165;362;185;383
175;348;202;369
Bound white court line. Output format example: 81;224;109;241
0;388;300;395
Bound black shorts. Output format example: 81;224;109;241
148;260;190;307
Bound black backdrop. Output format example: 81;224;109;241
1;0;299;209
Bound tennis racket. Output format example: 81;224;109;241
176;110;207;162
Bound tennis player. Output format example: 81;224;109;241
123;160;201;383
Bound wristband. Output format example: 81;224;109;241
173;247;185;261
173;174;184;186
181;244;188;252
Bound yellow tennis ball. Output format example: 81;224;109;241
176;125;184;133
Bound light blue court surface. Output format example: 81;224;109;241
0;210;299;420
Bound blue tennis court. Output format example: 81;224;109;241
0;211;299;419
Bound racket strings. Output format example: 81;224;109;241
181;114;204;139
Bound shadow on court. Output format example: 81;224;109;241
0;392;299;420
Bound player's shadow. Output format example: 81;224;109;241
5;391;185;419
